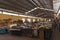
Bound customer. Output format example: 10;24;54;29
0;22;7;34
44;26;52;40
9;21;17;28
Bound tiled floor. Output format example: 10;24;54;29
0;34;40;40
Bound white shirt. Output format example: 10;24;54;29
9;24;17;28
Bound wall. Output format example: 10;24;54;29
0;14;48;22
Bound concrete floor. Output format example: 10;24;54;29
0;28;60;40
0;34;40;40
51;28;60;40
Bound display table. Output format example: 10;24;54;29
9;29;21;35
9;29;21;31
9;28;38;37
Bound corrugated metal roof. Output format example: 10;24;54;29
0;0;54;18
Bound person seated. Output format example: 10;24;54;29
0;23;7;34
1;27;7;34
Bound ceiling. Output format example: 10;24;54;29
53;0;60;13
0;0;54;18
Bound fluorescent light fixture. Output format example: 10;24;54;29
33;19;35;22
28;11;31;12
25;7;54;15
22;18;25;22
27;19;31;22
3;12;18;16
34;8;37;9
39;8;54;11
0;8;19;13
19;14;41;18
34;7;39;9
0;11;2;14
0;8;38;18
25;7;39;14
31;9;35;11
0;8;41;18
